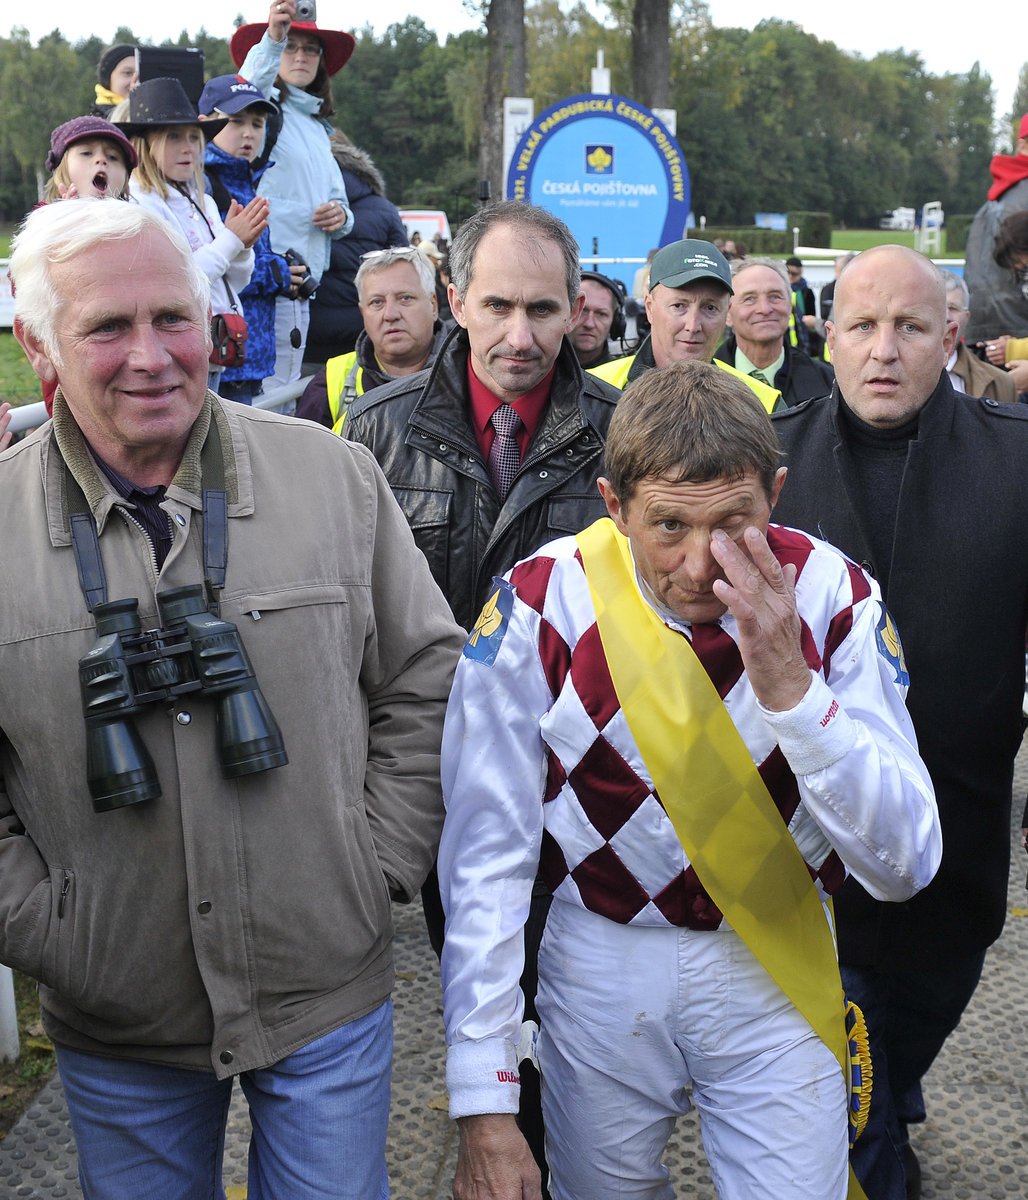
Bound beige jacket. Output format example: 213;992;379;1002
0;394;463;1076
950;341;1018;404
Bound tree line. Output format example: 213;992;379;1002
0;2;1023;233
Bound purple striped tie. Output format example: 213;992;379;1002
489;403;523;498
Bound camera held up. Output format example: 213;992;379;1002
284;248;317;300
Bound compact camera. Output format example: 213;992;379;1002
295;0;317;21
284;248;318;300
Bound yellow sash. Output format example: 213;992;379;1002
576;517;867;1199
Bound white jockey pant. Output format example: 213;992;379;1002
536;901;848;1200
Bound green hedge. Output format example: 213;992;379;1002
690;226;792;254
789;212;833;247
945;214;975;256
687;212;833;255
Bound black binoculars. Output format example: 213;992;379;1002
78;584;288;813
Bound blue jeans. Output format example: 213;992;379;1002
56;1001;392;1200
843;953;986;1199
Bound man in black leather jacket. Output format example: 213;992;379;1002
346;200;620;631
346;201;620;1195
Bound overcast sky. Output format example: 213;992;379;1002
10;2;1025;119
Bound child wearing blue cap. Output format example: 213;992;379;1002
199;74;301;404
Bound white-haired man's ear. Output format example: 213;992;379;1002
13;317;60;384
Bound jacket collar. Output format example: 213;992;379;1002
45;392;249;545
407;325;598;458
829;371;957;445
627;335;656;382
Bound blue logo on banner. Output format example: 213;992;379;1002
507;93;691;296
585;144;614;174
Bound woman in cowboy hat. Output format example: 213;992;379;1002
232;0;355;393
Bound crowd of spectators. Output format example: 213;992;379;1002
2;15;1028;1200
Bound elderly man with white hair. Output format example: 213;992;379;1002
297;243;447;433
940;269;1018;403
0;198;462;1198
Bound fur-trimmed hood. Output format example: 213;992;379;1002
332;143;388;196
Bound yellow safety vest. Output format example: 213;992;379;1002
325;351;365;436
590;354;783;414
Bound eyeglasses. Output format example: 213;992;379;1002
283;41;323;57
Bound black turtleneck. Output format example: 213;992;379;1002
836;400;920;594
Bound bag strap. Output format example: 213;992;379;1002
178;185;241;313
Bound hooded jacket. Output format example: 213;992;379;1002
965;161;1028;342
204;142;292;383
306;144;410;364
238;32;354;280
0;394;463;1076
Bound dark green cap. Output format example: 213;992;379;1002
649;239;733;293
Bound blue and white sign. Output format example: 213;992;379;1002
507;93;691;294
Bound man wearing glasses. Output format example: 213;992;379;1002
785;256;823;357
297;247;447;432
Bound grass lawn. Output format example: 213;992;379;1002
831;229;917;251
0;332;41;407
1;223;39;408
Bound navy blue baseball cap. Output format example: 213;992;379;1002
198;74;276;118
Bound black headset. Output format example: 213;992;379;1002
580;270;627;341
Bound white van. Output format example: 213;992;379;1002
398;208;452;245
878;207;916;231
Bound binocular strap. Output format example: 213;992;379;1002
60;419;229;612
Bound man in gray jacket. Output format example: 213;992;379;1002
0;199;463;1198
964;112;1028;343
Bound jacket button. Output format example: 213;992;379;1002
197;901;212;914
176;711;192;725
538;470;548;479
219;1050;234;1065
984;397;999;407
174;513;187;527
439;443;448;451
